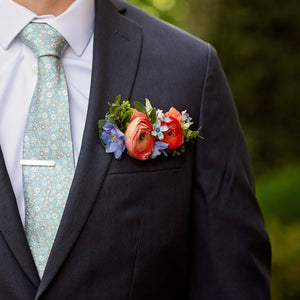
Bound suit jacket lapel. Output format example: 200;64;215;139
0;147;40;287
35;0;143;298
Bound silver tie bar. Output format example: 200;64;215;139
20;160;55;167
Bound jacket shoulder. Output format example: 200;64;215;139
113;0;210;58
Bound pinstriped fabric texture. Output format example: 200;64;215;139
19;23;75;278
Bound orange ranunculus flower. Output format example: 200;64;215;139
165;107;182;123
125;110;155;160
130;109;146;122
161;116;184;150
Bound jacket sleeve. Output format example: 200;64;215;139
188;45;271;299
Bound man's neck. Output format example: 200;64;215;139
13;0;75;16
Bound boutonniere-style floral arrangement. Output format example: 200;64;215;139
98;95;202;161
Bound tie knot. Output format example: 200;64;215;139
19;23;67;58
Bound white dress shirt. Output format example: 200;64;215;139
0;0;95;225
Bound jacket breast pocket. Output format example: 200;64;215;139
106;150;190;175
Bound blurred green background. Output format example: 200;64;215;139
127;0;300;299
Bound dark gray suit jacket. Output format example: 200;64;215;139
0;0;271;299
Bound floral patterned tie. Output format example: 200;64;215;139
19;23;75;278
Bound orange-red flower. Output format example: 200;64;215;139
165;107;182;123
161;117;184;150
125;109;155;160
161;107;184;149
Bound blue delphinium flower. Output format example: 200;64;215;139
101;121;126;159
152;120;168;140
151;141;169;159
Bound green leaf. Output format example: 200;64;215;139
134;101;146;114
149;108;157;124
98;119;106;131
98;119;106;146
115;94;121;103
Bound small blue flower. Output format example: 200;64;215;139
152;120;168;140
151;141;169;159
101;121;126;159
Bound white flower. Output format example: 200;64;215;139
156;109;171;123
181;110;193;129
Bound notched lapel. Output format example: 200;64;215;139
0;147;40;287
35;0;143;298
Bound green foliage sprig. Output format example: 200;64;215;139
183;126;203;143
106;95;133;132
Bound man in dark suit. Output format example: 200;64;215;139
0;0;271;299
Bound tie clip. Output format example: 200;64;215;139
20;159;55;167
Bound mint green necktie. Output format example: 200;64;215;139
19;23;75;278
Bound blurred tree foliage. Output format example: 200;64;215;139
265;218;300;300
127;1;300;299
209;0;300;176
127;0;300;176
256;165;300;300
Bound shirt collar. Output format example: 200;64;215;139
0;0;95;56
